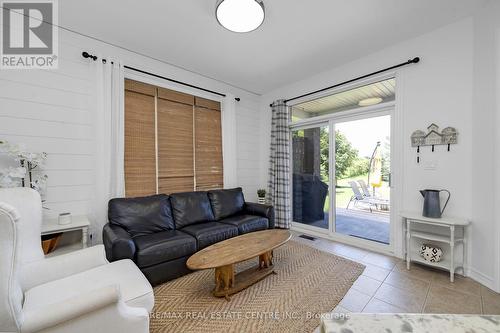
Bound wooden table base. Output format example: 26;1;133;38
213;250;275;300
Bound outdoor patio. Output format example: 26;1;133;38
306;208;390;244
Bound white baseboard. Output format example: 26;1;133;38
467;267;497;292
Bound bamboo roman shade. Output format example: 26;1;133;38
124;79;223;196
194;97;223;190
124;80;156;197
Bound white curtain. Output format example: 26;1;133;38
221;94;238;189
92;59;125;243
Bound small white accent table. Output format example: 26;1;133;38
41;215;90;256
401;211;470;282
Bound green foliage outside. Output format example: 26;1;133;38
319;129;370;181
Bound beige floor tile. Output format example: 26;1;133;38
362;298;409;313
362;252;399;270
351;275;383;296
424;285;481;314
331;305;351;314
374;283;426;312
431;271;481;296
327;243;369;261
339;288;371;312
481;286;500;315
384;271;430;294
362;264;391;282
392;261;440;282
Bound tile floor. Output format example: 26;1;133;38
292;232;500;315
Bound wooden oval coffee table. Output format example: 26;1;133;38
187;229;291;300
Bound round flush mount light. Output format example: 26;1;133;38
358;97;383;107
216;0;265;33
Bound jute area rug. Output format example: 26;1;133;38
151;240;364;333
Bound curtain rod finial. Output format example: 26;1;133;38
82;51;97;61
410;57;420;63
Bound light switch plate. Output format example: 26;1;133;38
423;160;438;170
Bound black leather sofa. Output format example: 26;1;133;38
102;187;275;285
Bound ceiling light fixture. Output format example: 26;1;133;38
358;97;383;107
216;0;265;33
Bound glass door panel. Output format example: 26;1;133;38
292;125;330;230
334;115;391;244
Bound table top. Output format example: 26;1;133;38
41;215;90;234
320;313;500;333
187;229;291;270
400;211;470;226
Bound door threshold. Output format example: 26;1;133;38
291;224;396;257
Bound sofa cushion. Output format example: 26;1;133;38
133;230;197;268
170;191;215;228
180;222;238;250
108;194;174;237
23;259;154;313
208;187;245;220
219;214;269;234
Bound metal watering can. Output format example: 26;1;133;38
420;189;451;218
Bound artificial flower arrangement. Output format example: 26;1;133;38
0;140;48;195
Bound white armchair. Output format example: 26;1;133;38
0;188;154;333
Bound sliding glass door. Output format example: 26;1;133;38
334;115;391;244
291;113;392;246
291;124;330;231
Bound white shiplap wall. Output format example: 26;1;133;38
0;29;96;220
0;24;264;240
236;100;262;202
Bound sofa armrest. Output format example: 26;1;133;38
22;285;149;333
244;202;275;229
103;223;136;262
21;245;108;290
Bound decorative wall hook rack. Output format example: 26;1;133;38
411;123;458;163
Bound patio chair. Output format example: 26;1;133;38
358;179;372;197
347;181;389;212
358;179;390;210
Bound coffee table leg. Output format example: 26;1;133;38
214;264;234;299
259;250;273;269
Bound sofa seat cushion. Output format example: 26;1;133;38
208;187;245;220
108;194;175;237
23;259;154;313
219;214;269;234
180;222;238;250
170;191;215;228
133;230;196;268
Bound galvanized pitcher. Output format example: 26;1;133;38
420;189;451;218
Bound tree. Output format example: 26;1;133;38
381;135;391;181
334;131;358;179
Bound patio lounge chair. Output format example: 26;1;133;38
358;179;373;197
358;180;390;209
347;181;388;212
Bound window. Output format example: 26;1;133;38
291;78;395;122
124;79;223;197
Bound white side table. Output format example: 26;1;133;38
41;215;90;256
401;211;470;282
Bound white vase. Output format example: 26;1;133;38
258;197;266;204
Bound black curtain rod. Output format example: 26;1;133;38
270;57;420;107
82;51;241;101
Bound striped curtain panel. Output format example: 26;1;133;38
267;100;291;229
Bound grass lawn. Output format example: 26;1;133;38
323;173;390;211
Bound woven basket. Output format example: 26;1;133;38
41;233;63;255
